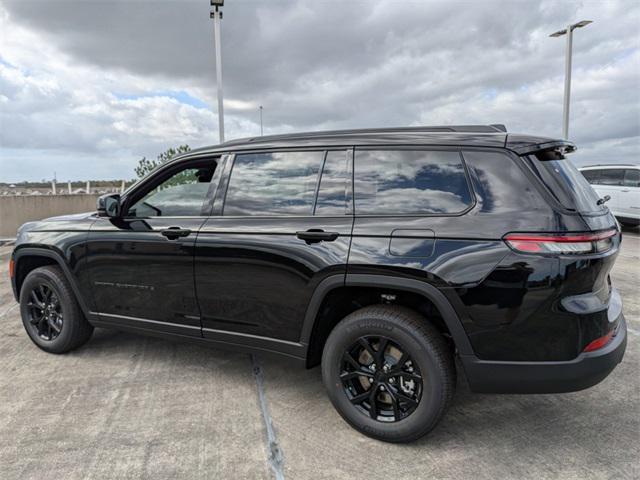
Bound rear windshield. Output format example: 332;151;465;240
524;150;605;213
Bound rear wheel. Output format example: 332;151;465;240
321;305;455;443
20;266;93;353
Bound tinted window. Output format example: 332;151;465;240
463;150;547;214
315;150;348;215
128;166;215;217
599;169;625;186
224;151;323;216
624;169;640;187
354;150;472;215
526;152;604;213
581;169;601;184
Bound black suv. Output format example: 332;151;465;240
10;126;627;442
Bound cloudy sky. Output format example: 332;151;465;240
0;0;638;182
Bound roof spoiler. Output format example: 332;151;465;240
490;124;507;132
510;140;577;156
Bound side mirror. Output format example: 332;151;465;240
97;193;121;217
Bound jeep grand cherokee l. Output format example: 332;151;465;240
9;125;627;443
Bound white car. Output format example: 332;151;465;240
580;164;640;226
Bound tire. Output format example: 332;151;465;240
321;305;455;443
19;265;94;354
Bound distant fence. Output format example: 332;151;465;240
0;194;101;238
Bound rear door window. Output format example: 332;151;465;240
525;151;605;213
223;151;323;216
599;169;625;186
354;149;473;215
315;150;348;215
581;169;601;184
624;169;640;187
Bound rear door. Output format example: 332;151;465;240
619;168;640;219
596;168;626;216
194;149;353;347
581;169;606;204
580;169;619;213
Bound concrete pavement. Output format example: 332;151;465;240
0;229;638;480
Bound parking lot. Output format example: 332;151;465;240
0;229;638;480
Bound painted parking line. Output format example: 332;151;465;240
0;303;18;319
627;326;640;336
251;355;285;480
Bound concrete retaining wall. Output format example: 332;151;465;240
0;194;100;238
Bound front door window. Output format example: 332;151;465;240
128;166;216;217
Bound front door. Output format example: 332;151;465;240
195;149;353;347
86;157;220;336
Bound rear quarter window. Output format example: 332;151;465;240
462;150;547;214
354;149;473;215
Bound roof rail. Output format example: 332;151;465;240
222;125;507;146
580;164;639;168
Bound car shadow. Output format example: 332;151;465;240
77;326;633;453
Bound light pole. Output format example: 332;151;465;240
210;0;225;143
549;20;592;140
259;105;263;136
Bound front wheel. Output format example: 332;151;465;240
20;266;94;353
321;305;455;443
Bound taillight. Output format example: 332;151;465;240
9;258;15;279
503;229;617;255
583;330;615;352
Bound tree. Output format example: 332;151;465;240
135;145;191;179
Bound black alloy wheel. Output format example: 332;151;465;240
25;283;63;341
341;335;423;422
322;305;455;442
20;265;94;353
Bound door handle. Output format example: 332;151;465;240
161;227;192;240
296;229;339;244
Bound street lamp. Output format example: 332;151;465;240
549;20;593;139
210;0;225;143
259;105;263;136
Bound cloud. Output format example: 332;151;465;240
0;0;639;181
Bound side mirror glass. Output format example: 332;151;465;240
97;193;121;217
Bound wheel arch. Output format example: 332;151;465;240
13;247;91;317
300;274;474;368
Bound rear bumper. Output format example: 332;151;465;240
461;314;627;394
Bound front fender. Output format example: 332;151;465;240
12;247;93;318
